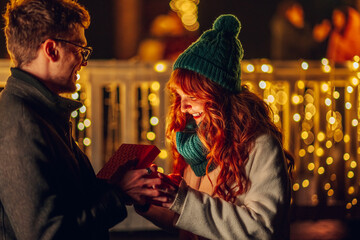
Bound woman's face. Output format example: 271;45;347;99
176;88;206;125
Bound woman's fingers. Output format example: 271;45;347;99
150;194;175;207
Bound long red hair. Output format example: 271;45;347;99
166;69;294;202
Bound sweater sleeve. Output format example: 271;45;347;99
170;134;291;240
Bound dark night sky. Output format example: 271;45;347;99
0;0;354;60
197;0;282;59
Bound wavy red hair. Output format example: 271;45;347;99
166;69;294;202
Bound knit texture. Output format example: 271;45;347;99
176;119;215;176
173;14;244;93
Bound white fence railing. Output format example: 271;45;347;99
1;58;359;229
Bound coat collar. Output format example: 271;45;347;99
7;68;82;121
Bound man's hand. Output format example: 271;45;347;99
117;165;162;205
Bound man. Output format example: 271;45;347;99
0;0;163;239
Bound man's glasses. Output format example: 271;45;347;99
52;38;93;62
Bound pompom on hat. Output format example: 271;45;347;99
173;14;244;93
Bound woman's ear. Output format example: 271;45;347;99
42;39;59;62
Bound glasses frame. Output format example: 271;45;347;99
52;38;93;62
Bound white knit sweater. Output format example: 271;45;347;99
138;134;291;240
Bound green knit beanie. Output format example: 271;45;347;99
173;14;244;93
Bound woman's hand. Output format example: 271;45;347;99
150;172;183;208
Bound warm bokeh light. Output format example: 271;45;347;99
348;186;355;195
71;111;78;118
84;119;91;127
297;81;305;89
293;183;300;191
307;145;315;153
151;81;161;91
259;80;267;89
352;62;359;70
302;179;310;188
72;92;79;100
352;119;358;127
321;58;329;65
351;77;359;86
299;149;306;157
347;171;355;179
148;93;157;102
350;161;357;168
301;61;309;70
318;167;325;175
317;132;325;142
321;83;329;92
325;140;332;148
293;113;301;122
246;64;255;72
83;138;91;146
76;83;81;91
308;163;315;171
333;91;340;99
326;157;334;165
146;131;156;141
154;62;167;72
79;105;86;113
150;116;159;126
77;122;85;131
170;0;199;31
322;65;331;73
158;149;168;159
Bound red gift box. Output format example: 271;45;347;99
96;144;160;181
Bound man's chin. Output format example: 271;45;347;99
58;84;77;94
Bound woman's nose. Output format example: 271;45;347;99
180;100;190;113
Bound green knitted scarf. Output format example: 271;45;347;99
176;119;215;176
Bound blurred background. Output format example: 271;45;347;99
1;0;359;61
1;0;360;239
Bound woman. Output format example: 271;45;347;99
136;14;294;240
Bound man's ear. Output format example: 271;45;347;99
42;39;59;62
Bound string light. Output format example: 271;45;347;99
259;80;267;89
71;92;79;100
146;131;156;141
246;64;255;72
302;179;310;188
150;116;159;126
151;81;161;91
301;61;309;70
83;137;91;146
170;0;199;31
154;62;167;72
79;105;86;113
159;149;168;159
84;119;91;127
71;111;78;118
